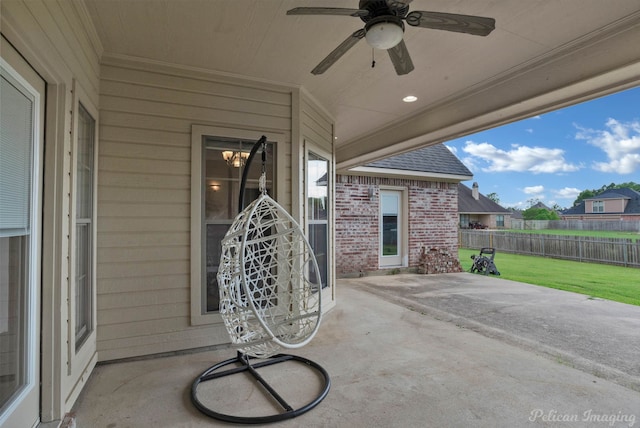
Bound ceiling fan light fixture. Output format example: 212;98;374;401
365;19;403;50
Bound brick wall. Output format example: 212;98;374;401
335;175;460;276
407;182;460;266
335;176;380;276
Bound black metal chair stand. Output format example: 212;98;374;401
191;351;331;424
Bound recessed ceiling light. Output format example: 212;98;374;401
403;95;418;103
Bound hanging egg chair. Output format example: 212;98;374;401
217;191;322;358
191;136;330;424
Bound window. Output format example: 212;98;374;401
379;189;404;267
191;126;286;326
460;214;470;228
381;192;400;256
496;215;505;227
592;200;604;213
74;103;95;351
1;68;34;411
307;152;329;289
0;56;42;423
201;137;274;313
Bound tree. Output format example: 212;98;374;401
573;189;595;206
522;207;560;220
486;192;500;204
572;182;640;206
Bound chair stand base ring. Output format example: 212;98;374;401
191;351;331;424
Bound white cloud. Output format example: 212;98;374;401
575;118;640;174
461;158;477;172
462;141;581;174
553;187;581;200
531;115;542;120
523;185;544;195
503;200;527;209
522;185;545;202
525;128;533;133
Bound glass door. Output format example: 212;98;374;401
379;190;403;267
1;37;44;428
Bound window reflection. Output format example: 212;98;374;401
203;138;274;312
307;152;329;289
381;194;399;256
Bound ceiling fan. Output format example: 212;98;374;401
287;0;495;76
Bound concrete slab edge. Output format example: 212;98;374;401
347;281;640;393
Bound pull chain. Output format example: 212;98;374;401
371;48;376;69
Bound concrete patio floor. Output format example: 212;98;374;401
72;273;640;427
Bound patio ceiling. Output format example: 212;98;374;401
83;0;640;171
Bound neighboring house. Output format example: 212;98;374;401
529;201;553;211
510;209;523;220
458;182;512;229
561;188;640;220
335;144;472;276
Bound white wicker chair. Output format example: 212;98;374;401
192;138;329;424
217;188;322;358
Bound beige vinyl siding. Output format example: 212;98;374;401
3;0;101;103
606;199;626;212
97;56;295;361
298;90;336;309
1;0;103;420
300;93;334;153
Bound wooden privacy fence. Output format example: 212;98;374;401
459;230;640;268
510;219;640;232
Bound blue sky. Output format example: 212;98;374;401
445;86;640;209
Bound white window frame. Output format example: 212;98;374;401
190;125;285;326
304;144;333;300
0;54;43;428
592;200;604;213
378;186;408;268
460;214;470;228
67;80;98;379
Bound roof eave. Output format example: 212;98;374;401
584;196;631;201
345;166;473;183
459;211;512;215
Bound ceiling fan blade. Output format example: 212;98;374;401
387;40;414;75
311;29;366;75
287;7;369;17
405;11;495;36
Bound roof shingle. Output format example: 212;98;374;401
366;144;472;177
458;183;510;214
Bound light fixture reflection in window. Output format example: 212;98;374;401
221;150;250;168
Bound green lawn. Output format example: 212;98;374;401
459;248;640;306
506;229;639;241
